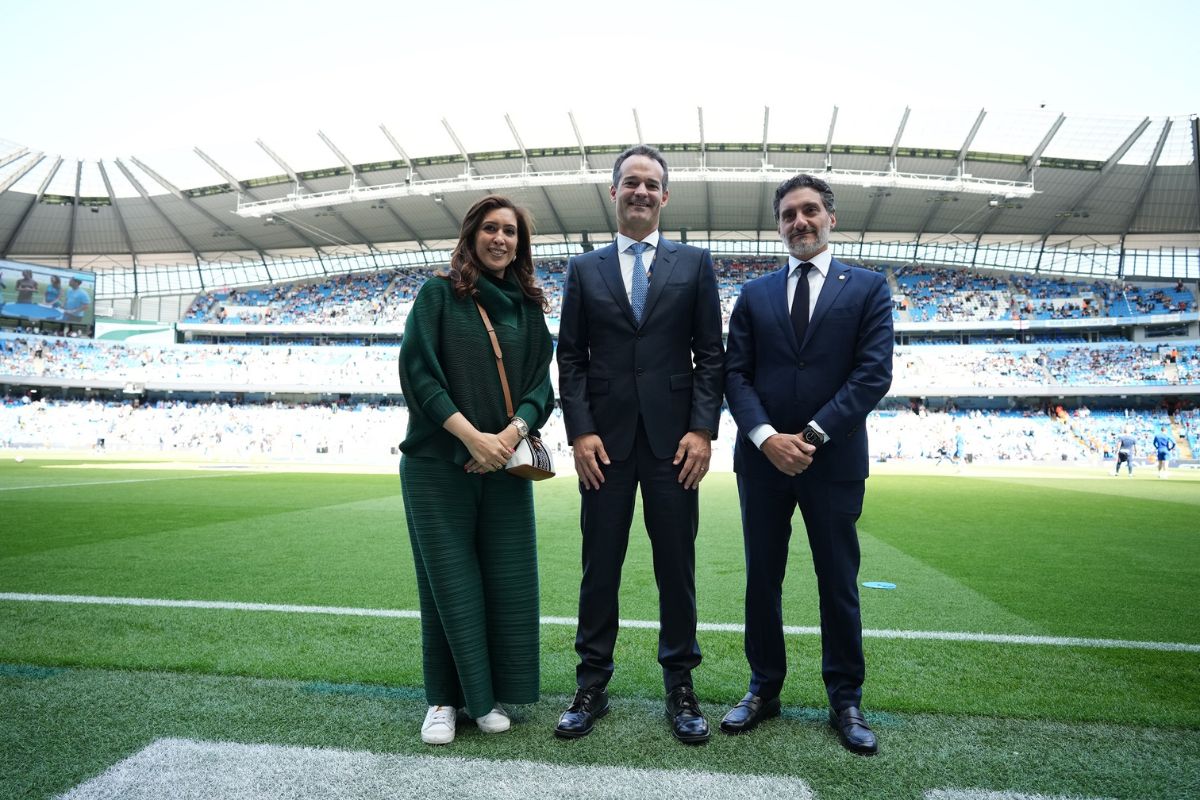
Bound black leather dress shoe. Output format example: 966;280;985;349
719;692;781;734
829;705;878;755
666;685;710;744
554;686;609;739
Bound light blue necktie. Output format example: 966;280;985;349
628;241;651;323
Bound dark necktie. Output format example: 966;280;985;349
791;262;813;345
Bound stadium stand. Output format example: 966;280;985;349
175;260;1197;331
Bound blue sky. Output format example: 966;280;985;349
3;0;1196;163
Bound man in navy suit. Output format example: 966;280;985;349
554;145;724;744
720;174;893;755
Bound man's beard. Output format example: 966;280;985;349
786;230;828;260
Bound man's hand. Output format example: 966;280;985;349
761;433;816;476
674;430;712;490
572;433;610;490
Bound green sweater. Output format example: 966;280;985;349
398;271;554;464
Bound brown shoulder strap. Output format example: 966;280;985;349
474;299;515;418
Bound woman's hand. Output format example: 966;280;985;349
463;430;515;474
444;412;518;474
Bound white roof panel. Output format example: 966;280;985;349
899;108;984;152
1042;114;1146;162
971;109;1065;158
768;105;837;146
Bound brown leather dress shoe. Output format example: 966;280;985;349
829;705;878;755
554;686;609;739
666;685;710;744
720;692;781;734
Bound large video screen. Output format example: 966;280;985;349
0;259;96;328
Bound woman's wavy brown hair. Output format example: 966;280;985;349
443;195;547;311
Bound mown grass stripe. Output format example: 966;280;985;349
4;592;1197;654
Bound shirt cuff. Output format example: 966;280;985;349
749;423;778;449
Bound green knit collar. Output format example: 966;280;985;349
476;269;524;327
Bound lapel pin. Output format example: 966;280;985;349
838;274;846;280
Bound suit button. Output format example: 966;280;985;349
636;368;645;376
798;361;806;369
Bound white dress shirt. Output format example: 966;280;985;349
615;230;660;299
785;249;832;319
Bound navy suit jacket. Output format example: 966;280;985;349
725;258;893;486
557;238;724;462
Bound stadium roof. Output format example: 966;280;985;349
2;106;1198;279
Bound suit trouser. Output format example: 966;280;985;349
737;472;866;711
400;454;540;718
574;419;701;692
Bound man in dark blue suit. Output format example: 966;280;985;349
554;145;724;744
720;174;893;755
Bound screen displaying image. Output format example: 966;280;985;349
0;259;96;328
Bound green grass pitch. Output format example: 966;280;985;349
1;458;1198;798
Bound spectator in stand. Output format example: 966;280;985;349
398;195;554;746
1152;426;1176;479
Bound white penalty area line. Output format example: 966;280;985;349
3;592;1198;654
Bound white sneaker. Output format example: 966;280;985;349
421;705;456;745
475;705;511;734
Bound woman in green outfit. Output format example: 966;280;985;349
398;195;554;745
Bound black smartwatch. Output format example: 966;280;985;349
801;425;824;448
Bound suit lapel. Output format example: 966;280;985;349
763;266;799;353
595;244;637;327
639;238;677;324
803;260;851;348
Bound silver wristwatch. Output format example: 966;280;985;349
509;416;530;439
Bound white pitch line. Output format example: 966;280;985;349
0;474;235;492
3;592;1198;653
0;593;421;621
57;738;816;800
926;791;1114;800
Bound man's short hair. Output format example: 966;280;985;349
773;174;836;220
611;144;669;190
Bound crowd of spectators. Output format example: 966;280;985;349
3;333;1196;394
0;333;399;391
891;343;1199;391
0;395;573;466
184;269;433;326
1106;281;1197;316
3;395;1186;469
893;267;1011;323
177;261;1198;330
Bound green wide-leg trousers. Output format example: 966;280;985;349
400;454;540;718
